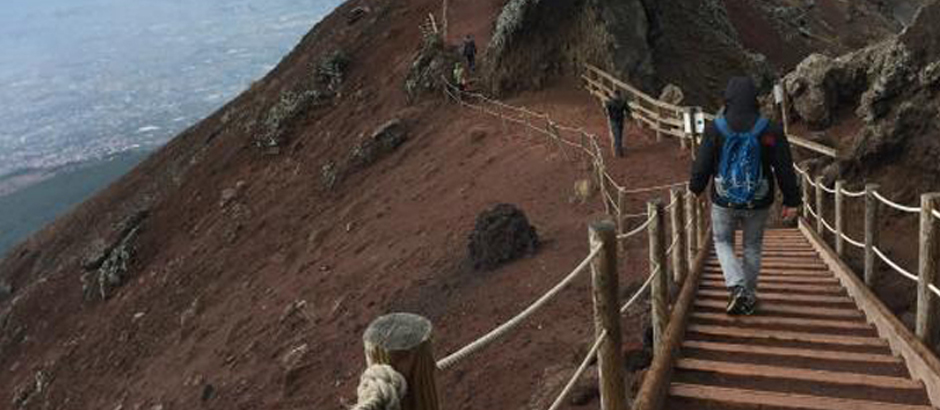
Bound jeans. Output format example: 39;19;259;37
609;119;624;157
711;205;770;297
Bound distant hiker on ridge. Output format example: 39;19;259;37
689;77;801;315
453;62;467;91
605;90;630;157
462;34;477;72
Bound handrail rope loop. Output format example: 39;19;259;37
819;182;837;194
840;232;865;249
933;209;940;221
872;246;919;282
436;245;603;370
621;268;658;314
617;215;656;240
620;182;689;196
930;284;940;299
664;235;680;257
351;364;408;410
545;330;608;410
821;217;838;235
873;191;921;214
806;202;820;219
622;212;650;220
841;188;866;198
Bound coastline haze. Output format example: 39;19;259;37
0;0;342;256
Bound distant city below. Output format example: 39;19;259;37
0;0;342;256
0;0;341;190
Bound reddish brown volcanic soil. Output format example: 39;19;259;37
0;0;691;409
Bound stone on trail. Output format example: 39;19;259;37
468;204;539;271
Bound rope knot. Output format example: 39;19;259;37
351;364;408;410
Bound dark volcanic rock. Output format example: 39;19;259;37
468;204;539;271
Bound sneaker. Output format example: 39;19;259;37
739;294;758;316
726;286;745;315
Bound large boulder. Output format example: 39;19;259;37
468;204;539;271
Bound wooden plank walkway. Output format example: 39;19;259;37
659;228;938;410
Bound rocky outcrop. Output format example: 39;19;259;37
468;204;539;271
783;0;940;186
405;35;461;100
80;210;148;300
485;0;655;96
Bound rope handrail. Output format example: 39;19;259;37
841;188;866;198
618;215;655;240
665;236;680;257
806;202;819;219
620;182;688;195
819;182;837;194
931;284;940;299
821;216;838;235
873;246;919;283
546;330;607;410
934;209;940;220
436;245;603;369
545;264;661;410
351;364;408;410
873;191;921;214
622;212;650;220
605;190;621;215
840;232;865;249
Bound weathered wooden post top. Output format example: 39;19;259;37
363;313;440;410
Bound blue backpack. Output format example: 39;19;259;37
714;116;769;205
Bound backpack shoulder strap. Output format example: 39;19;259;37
714;116;732;138
747;117;770;138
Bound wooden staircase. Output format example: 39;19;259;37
662;228;937;410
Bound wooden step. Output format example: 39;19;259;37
675;358;922;389
669;383;932;410
702;269;833;278
690;312;870;330
687;324;886;347
701;274;838;284
705;262;829;271
699;280;843;294
697;290;854;305
681;340;902;364
694;300;863;318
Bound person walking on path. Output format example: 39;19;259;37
605;90;630;157
689;77;801;315
453;62;467;91
462;34;477;72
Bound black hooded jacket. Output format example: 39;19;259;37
689;77;802;209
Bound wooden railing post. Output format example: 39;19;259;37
815;176;825;236
916;193;940;346
588;219;627;410
835;180;846;257
648;199;668;351
697;197;708;246
363;313;440;410
801;172;810;220
671;188;689;286
865;184;880;287
617;189;625;255
686;189;699;272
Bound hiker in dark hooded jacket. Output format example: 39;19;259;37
690;77;801;315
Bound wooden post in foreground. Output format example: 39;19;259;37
588;219;627;410
671;188;689;286
363;313;440;410
815;176;825;236
864;184;880;287
835;180;846;257
686;189;699;272
916;193;940;346
648;200;668;351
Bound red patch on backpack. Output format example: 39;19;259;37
761;133;776;147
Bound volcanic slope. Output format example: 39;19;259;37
0;0;691;409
